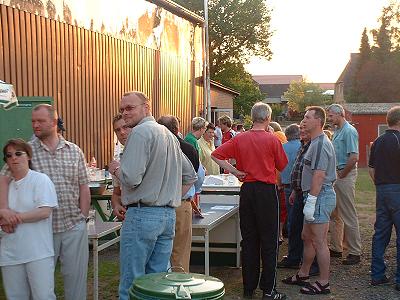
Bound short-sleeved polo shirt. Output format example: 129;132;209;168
184;132;200;154
332;121;358;169
369;129;400;185
301;133;337;192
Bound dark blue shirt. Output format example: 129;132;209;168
369;129;400;185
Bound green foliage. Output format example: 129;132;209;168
243;114;253;129
213;63;263;117
359;28;371;64
173;0;273;76
284;80;332;113
271;104;284;120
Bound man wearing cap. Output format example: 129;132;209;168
108;91;197;300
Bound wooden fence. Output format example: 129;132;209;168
0;4;203;166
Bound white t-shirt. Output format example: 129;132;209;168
0;170;58;266
214;126;222;147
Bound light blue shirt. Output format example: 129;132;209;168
183;162;205;199
332;121;359;169
281;139;301;184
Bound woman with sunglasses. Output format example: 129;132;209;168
0;139;57;300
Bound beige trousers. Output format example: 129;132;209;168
330;168;362;255
170;200;193;272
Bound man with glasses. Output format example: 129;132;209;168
0;104;90;300
108;91;197;300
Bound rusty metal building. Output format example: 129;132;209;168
0;0;205;166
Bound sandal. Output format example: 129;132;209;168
300;281;331;295
282;274;310;286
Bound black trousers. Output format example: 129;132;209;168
287;191;305;263
240;182;279;294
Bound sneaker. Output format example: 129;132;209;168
371;275;390;286
343;254;361;265
329;249;342;258
262;290;287;300
243;289;254;299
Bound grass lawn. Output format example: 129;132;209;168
0;168;384;299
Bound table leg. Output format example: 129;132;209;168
236;212;241;268
93;238;99;300
92;200;108;222
205;229;209;276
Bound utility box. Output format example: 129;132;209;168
0;97;53;168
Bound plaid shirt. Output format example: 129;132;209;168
290;141;311;192
1;136;89;233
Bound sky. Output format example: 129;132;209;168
245;0;392;83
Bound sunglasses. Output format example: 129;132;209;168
5;151;27;159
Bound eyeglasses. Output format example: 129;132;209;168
119;103;145;113
5;151;27;159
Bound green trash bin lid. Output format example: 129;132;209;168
129;272;225;300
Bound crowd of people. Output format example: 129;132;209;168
0;92;399;300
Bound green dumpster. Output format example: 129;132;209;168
0;96;52;168
129;272;225;299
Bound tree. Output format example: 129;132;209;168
284;80;332;113
372;16;392;62
348;2;400;103
173;0;273;76
359;28;371;64
213;63;263;117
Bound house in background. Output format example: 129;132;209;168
252;75;303;105
344;102;400;167
334;53;360;103
252;75;335;116
209;80;240;124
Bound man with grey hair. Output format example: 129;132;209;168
212;102;288;300
185;116;207;154
327;103;362;265
108;91;197;300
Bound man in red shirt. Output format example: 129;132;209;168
212;102;288;300
218;115;236;144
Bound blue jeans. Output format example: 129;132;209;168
118;206;176;300
371;184;400;283
303;185;336;224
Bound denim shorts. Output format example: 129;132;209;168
304;185;336;224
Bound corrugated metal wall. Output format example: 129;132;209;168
0;4;204;166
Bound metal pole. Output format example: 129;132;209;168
204;0;212;122
202;27;207;118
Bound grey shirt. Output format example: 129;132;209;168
301;133;337;192
119;116;197;207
